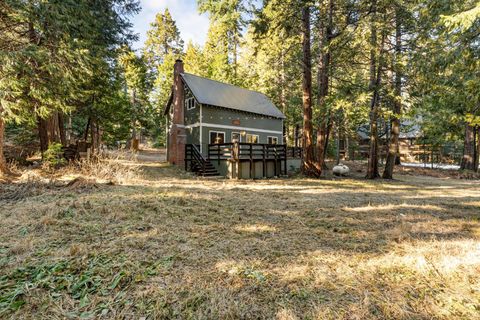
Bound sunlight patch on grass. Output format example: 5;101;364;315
276;264;313;282
215;260;246;276
234;224;277;233
344;203;445;212
276;308;300;320
462;201;480;208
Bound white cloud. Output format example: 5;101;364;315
131;0;210;50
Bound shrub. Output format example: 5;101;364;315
43;143;66;168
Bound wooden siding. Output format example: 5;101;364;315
184;85;199;126
183;103;283;156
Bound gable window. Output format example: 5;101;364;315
210;131;225;144
246;134;259;144
185;97;195;110
267;136;278;145
231;132;241;142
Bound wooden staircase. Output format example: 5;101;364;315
185;144;221;177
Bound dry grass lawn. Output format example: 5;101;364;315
1;155;480;319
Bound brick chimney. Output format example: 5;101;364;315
167;59;186;166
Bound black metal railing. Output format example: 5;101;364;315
185;144;207;173
208;143;287;161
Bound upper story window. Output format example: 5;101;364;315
185;97;195;110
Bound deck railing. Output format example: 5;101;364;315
208;143;287;161
207;144;302;161
286;147;303;159
208;143;289;176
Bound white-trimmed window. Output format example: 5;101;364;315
209;131;225;144
267;136;278;144
185;97;195;110
231;132;241;142
246;134;259;144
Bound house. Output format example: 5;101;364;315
164;60;298;178
355;120;460;164
354;121;423;162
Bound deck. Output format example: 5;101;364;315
185;143;302;178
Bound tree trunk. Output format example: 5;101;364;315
280;49;288;145
38;113;62;155
301;6;320;176
58;112;67;146
315;0;333;173
345;132;350;161
383;8;402;179
461;123;476;171
366;1;384;179
323;119;333;170
47;112;60;144
97;123;102;153
0;107;8;175
91;120;96;154
294;124;300;147
476;126;480;172
84;117;91;141
66;115;72;144
335;124;341;165
38;116;49;154
395;142;401;165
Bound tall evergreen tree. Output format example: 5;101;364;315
119;48;153;148
301;5;320;176
144;8;184;71
0;0;139;171
198;0;245;84
143;9;184;146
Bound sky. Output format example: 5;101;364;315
131;0;210;50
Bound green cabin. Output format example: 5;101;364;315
165;60;298;178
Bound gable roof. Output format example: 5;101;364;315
180;73;285;119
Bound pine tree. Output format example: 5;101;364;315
383;5;404;179
0;0;140;168
144;9;184;71
198;0;245;84
301;5;320;177
143;8;185;146
119;48;153;148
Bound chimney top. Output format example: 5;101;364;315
175;59;183;63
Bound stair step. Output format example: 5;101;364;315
187;157;221;176
200;169;219;172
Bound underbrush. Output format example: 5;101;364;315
0;153;142;202
9;152;142;185
67;155;143;185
